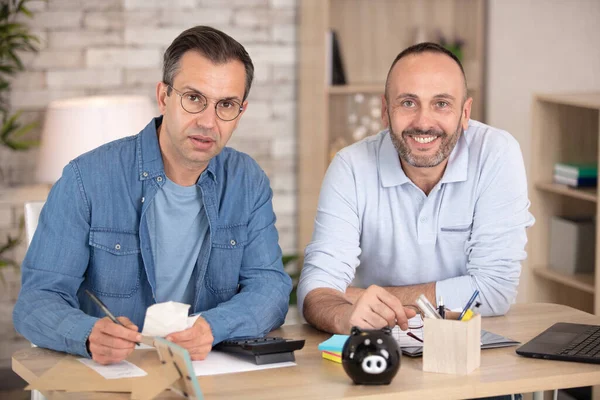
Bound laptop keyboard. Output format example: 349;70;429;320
558;326;600;357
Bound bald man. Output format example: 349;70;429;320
298;42;534;334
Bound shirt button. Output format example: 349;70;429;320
419;216;428;223
142;171;148;177
156;176;163;182
115;244;121;250
230;239;236;246
141;197;145;203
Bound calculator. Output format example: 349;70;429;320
214;337;305;365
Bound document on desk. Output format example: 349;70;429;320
193;351;296;376
78;359;147;379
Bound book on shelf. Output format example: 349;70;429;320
554;163;598;179
553;174;597;188
325;29;346;86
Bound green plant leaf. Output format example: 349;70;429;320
282;254;299;265
10;120;37;138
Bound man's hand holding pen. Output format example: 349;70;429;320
87;316;142;365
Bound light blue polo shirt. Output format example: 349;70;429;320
298;120;535;316
147;177;208;305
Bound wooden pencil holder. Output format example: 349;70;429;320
422;314;481;375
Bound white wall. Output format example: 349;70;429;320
487;0;600;167
486;0;600;303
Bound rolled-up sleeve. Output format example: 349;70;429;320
297;154;362;317
436;137;534;315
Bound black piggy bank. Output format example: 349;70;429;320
341;326;401;385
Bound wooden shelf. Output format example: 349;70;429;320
536;93;600;110
531;266;595;295
327;84;384;95
535;182;598;203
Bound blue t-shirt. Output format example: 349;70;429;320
147;177;208;305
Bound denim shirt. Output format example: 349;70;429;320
13;117;292;358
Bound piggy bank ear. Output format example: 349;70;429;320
350;326;362;336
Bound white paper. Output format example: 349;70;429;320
141;301;199;337
392;314;424;347
193;351;296;376
78;358;147;379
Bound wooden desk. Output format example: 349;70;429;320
12;303;600;399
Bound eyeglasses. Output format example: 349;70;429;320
405;305;424;330
167;85;244;121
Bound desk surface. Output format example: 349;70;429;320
12;303;600;400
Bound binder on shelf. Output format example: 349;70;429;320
326;29;346;86
553;174;597;188
554;163;598;179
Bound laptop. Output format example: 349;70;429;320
516;322;600;364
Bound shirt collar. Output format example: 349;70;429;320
439;130;468;184
378;128;469;188
379;130;411;187
137;115;217;183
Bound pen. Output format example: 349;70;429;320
461;301;482;322
416;294;442;319
85;289;140;346
458;290;479;321
437;296;445;319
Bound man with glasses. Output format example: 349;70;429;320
14;26;292;365
297;42;534;337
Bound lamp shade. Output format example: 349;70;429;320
36;95;155;183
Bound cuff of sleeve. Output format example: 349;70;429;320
67;315;99;358
435;277;476;313
200;310;231;345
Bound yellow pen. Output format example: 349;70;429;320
461;301;481;322
461;309;474;322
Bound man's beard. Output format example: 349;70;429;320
389;116;463;168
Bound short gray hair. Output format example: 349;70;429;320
162;26;254;101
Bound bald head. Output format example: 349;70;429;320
385;42;468;103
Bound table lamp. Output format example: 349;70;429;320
35;95;156;184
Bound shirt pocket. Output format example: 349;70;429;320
439;223;472;243
206;224;248;296
88;229;142;297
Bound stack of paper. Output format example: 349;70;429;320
317;335;348;363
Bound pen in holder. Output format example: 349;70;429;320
422;313;481;375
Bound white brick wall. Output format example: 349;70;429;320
124;0;196;10
86;48;162;68
47;69;123;88
48;30;123;49
1;0;299;362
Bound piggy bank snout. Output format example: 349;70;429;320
361;355;387;374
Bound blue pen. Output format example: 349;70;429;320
458;290;479;321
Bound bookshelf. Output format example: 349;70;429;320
298;0;487;251
527;93;600;315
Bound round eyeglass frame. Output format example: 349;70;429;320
167;85;244;121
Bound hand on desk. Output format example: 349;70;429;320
166;316;214;361
88;316;142;365
341;285;416;333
